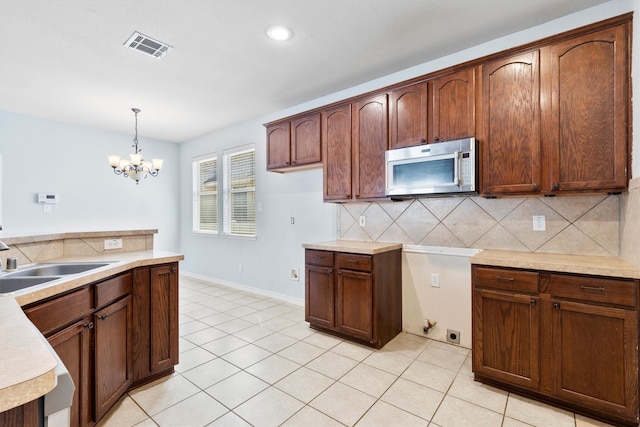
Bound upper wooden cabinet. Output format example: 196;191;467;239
389;81;428;149
481;20;630;196
431;67;477;143
266;113;322;172
481;50;542;196
389;67;476;149
353;94;388;199
322;103;353;200
542;25;629;193
322;94;388;202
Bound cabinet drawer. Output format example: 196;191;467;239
306;250;334;267
549;274;637;307
25;287;91;336
95;272;132;308
473;266;539;293
337;253;372;272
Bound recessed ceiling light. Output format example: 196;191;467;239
266;25;293;42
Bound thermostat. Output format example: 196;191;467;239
37;193;59;204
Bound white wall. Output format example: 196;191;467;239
178;0;637;307
0;110;180;251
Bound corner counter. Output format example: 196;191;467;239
471;249;640;279
0;229;183;416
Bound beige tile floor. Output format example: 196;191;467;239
97;276;617;427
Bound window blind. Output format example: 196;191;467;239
192;155;218;233
223;147;256;236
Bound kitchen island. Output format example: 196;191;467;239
0;230;183;426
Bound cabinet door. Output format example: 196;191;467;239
266;122;291;170
322;103;352;200
336;269;373;341
472;289;540;390
94;296;132;421
291;113;322;166
481;51;541;196
389;81;428;149
353;94;388;199
543;25;628;193
48;319;92;427
150;264;179;373
551;299;638;419
305;264;335;329
431;67;476;142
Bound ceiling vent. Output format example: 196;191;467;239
124;31;172;59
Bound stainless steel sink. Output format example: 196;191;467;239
0;276;60;293
0;262;115;294
5;262;111;277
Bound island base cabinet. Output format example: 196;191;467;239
0;400;40;427
94;296;132;421
48;319;92;427
132;263;179;385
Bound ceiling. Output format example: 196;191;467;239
0;0;611;143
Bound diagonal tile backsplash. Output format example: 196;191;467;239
339;195;620;256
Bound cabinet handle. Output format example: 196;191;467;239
171;266;177;273
328;268;333;274
83;322;94;329
97;314;108;320
530;299;536;306
496;276;515;282
533;183;539;190
553;182;560;189
433;137;440;142
420;138;427;144
580;285;605;292
553;303;560;310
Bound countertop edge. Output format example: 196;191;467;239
302;240;403;255
471;249;640;279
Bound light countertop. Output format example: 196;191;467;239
0;249;184;413
303;240;403;255
471;249;640;279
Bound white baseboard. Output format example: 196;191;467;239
180;271;304;307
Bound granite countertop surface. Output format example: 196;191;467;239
0;249;184;413
302;240;403;255
471;249;640;279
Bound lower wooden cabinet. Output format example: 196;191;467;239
132;263;179;384
18;262;179;427
305;248;401;348
94;296;132;421
472;265;639;426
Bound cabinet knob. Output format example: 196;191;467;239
84;322;94;329
171;267;177;273
433;137;440;142
553;182;560;189
97;314;108;320
420;138;427;144
328;268;334;274
530;299;536;306
553;303;560;310
533;183;539;190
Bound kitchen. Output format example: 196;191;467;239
1;0;640;426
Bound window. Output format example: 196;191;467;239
192;145;256;237
192;154;217;233
223;145;256;236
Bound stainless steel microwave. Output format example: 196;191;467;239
385;137;477;197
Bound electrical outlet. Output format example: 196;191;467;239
533;215;546;231
431;273;440;288
289;268;299;281
290;216;295;224
359;216;366;227
104;239;123;250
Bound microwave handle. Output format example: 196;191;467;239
453;151;461;186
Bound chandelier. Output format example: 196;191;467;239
108;108;163;184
